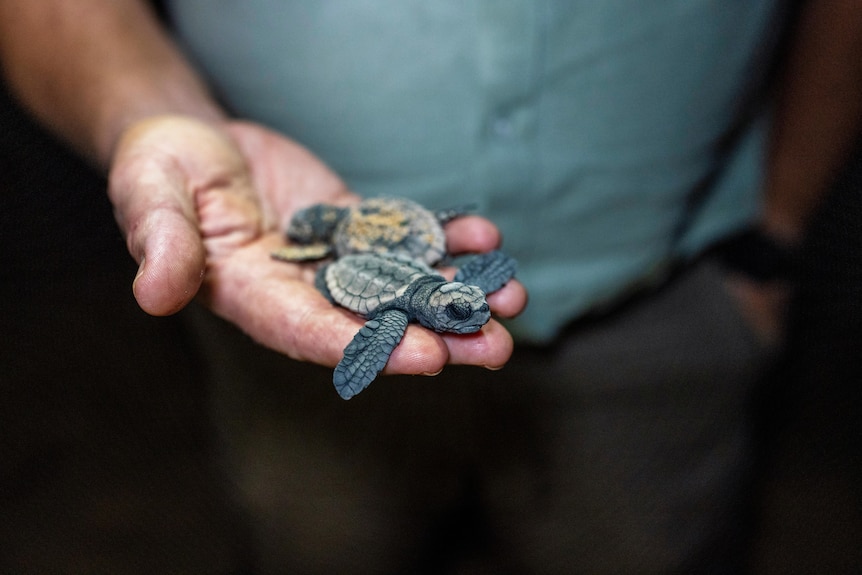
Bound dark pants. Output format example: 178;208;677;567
187;256;776;574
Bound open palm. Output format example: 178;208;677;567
107;116;525;377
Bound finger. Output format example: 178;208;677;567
382;325;450;376
486;279;528;319
444;215;501;254
441;319;515;370
384;318;515;376
130;208;207;316
109;154;206;316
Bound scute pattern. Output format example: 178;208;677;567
323;254;434;316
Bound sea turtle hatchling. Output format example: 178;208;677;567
272;196;470;265
317;250;517;400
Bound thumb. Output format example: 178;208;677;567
126;200;206;316
109;125;207;316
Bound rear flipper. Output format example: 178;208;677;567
333;309;410;400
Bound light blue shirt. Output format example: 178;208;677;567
167;0;784;343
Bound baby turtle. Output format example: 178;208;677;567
272;196;470;265
317;250;517;400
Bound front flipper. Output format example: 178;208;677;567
454;250;517;295
333;309;410;400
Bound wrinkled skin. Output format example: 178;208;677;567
108;116;528;376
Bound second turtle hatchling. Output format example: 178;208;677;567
272;196;470;265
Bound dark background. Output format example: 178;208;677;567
2;61;860;575
0;81;254;573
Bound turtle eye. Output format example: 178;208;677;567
445;302;473;321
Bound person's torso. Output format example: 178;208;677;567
167;0;784;342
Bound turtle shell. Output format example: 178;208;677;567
321;253;438;317
331;197;447;264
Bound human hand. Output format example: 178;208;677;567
108;116;527;375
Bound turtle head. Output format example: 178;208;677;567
287;204;348;244
415;281;491;334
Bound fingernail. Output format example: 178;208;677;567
133;256;146;290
